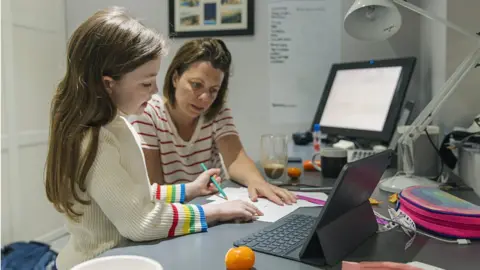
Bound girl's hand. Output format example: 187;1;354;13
185;168;223;201
203;200;263;225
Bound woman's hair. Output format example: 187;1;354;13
45;7;165;221
163;38;232;120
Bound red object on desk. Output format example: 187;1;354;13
303;160;321;171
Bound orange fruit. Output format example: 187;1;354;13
225;246;255;270
303;160;321;171
287;167;302;178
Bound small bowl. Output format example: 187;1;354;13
71;255;163;270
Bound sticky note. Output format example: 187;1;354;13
369;198;380;205
389;193;399;203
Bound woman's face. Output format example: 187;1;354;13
172;61;224;119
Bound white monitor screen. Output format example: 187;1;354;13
319;66;402;132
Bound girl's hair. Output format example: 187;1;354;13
45;7;165;221
163;38;232;120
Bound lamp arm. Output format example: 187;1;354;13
398;46;480;145
393;0;480;43
391;0;480;147
396;45;480;176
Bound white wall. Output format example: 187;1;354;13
66;0;428;160
66;0;307;161
414;0;479;131
418;0;447;125
440;1;480;130
1;0;67;245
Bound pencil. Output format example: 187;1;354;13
200;163;228;200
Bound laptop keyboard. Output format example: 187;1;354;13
348;149;375;163
233;214;316;256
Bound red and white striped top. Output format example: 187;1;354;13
129;94;238;184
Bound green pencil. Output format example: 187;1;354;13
200;163;228;200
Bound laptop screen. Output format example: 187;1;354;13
317;150;392;226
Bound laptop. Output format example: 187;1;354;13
233;149;394;267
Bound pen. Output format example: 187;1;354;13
200;163;228;200
296;195;326;206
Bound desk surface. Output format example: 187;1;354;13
101;145;480;270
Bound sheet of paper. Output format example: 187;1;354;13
206;187;328;222
207;187;328;202
268;0;342;124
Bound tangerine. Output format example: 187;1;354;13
225;246;255;270
287;167;302;179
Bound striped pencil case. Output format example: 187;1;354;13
397;186;480;239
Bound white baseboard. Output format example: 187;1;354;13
34;227;69;244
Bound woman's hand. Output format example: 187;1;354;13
203;200;263;225
185;168;223;201
247;181;297;206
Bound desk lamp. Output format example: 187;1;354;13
344;0;480;193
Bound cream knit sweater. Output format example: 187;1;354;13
55;114;207;270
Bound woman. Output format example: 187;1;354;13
130;38;296;205
45;9;261;269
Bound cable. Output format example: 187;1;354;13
390;218;470;245
391;128;450;182
476;32;480;68
424;128;444;181
374;210;471;245
455;131;480;147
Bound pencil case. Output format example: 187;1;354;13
396;186;480;239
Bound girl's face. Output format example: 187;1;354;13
103;58;161;115
172;61;224;119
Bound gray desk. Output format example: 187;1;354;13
101;145;480;269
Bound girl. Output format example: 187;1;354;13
129;38;297;206
45;7;260;270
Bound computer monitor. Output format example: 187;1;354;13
311;57;416;144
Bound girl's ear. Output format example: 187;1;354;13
172;71;179;88
102;76;115;95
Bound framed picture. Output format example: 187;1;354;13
169;0;254;38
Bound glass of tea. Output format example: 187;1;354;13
260;134;289;185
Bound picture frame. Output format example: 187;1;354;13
168;0;254;38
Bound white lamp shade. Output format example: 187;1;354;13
344;0;402;41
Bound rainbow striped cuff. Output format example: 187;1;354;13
167;204;208;237
152;184;186;203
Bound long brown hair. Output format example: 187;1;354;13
45;7;165;220
163;38;232;120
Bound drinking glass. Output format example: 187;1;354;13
260;134;289;185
